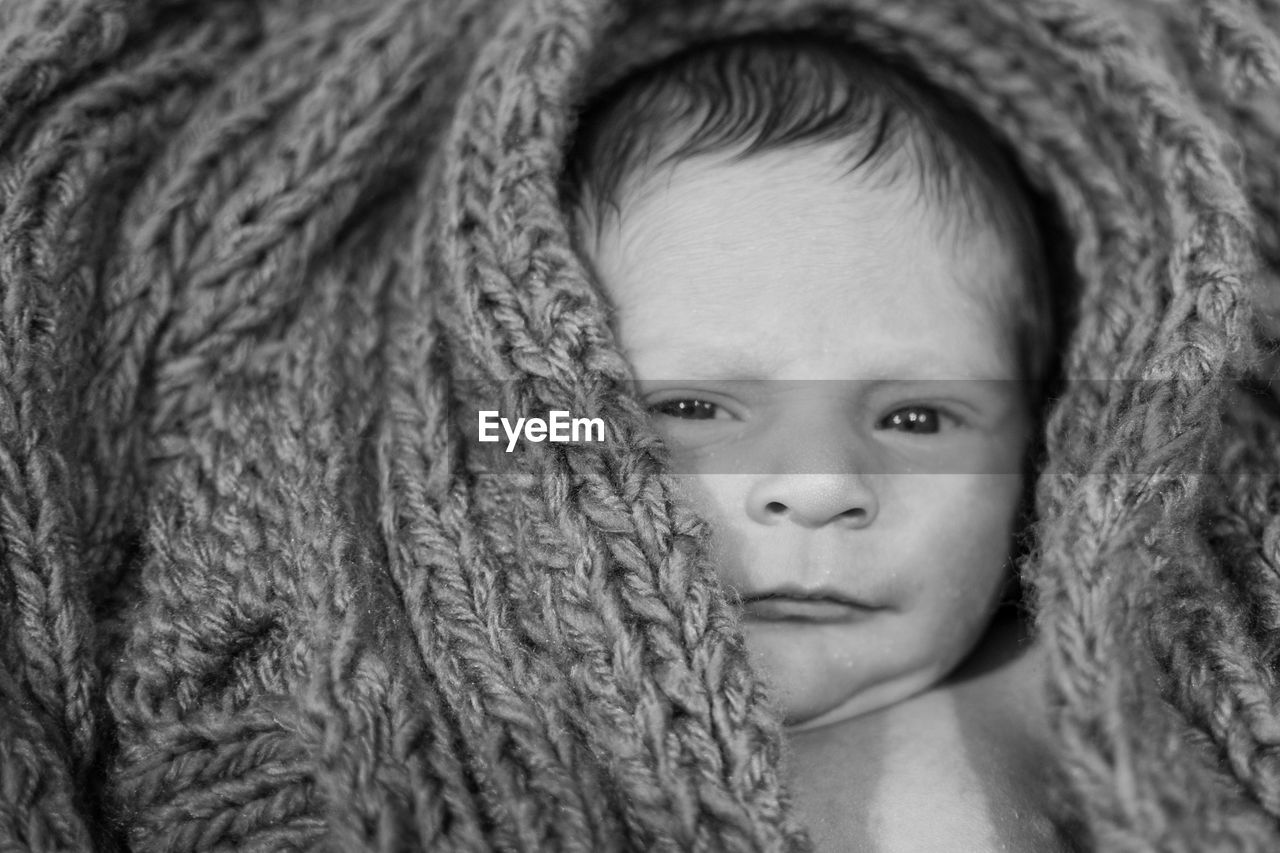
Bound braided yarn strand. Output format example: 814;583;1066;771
437;0;808;847
101;1;518;849
0;3;267;850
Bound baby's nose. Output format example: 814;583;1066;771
738;400;880;528
746;471;878;528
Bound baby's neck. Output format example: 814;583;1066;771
783;612;1079;851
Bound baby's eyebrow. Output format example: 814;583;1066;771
646;343;785;379
646;348;1009;382
817;345;998;379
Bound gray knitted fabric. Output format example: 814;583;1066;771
5;0;1280;849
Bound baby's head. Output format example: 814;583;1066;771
564;34;1054;730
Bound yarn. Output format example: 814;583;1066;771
3;0;1280;850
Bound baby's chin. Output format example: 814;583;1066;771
742;624;962;732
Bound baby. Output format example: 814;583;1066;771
564;33;1070;850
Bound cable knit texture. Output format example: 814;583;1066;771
4;0;1280;849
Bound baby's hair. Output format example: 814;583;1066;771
563;32;1059;395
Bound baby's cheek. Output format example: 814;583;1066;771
923;476;1020;568
940;582;1006;649
667;472;746;574
904;480;1018;618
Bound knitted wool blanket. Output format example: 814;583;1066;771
5;0;1280;850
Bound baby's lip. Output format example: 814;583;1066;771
739;586;887;624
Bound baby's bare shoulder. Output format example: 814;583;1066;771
786;616;1080;851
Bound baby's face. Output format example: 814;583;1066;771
585;145;1032;731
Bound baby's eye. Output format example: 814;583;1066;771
649;399;724;420
878;406;946;434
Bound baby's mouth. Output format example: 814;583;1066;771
740;589;884;624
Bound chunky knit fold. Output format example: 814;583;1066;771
5;0;1280;850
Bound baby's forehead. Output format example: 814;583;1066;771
599;147;1023;312
564;36;1054;385
585;147;1028;386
